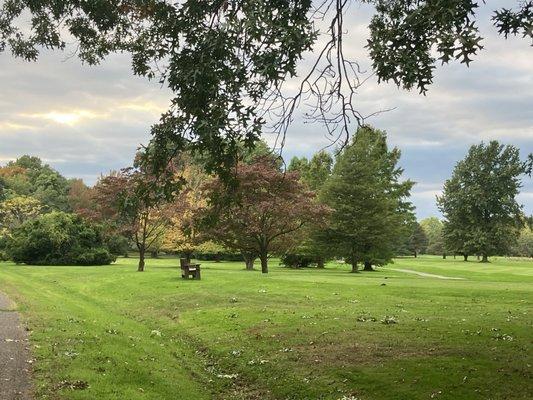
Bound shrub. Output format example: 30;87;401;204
6;211;116;265
193;251;243;262
105;234;131;256
280;253;316;268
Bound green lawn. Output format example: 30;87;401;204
0;256;531;400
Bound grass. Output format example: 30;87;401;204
0;256;531;400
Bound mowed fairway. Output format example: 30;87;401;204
0;257;531;400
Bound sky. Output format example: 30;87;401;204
0;2;531;219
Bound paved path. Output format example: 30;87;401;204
0;292;33;400
387;268;465;280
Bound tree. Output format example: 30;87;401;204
0;195;44;258
420;217;445;256
286;151;334;268
321;126;415;272
6;211;115;266
0;196;43;230
1;156;71;211
2;1;529;176
437;141;532;262
407;222;429;258
93;165;178;272
162;162;211;261
288;157;309;175
511;228;533;258
203;157;328;273
290;151;334;192
68;179;94;215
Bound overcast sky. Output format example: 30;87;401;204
0;2;531;219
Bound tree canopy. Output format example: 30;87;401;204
420;217;445;255
320;126;414;272
202;156;328;273
1;1;530;176
437;141;532;262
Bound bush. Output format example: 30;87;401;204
105;234;131;256
280;253;317;268
6;211;116;265
193;251;243;262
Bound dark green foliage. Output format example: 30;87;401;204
280;253;317;268
3;155;71;211
368;0;484;93
321;126;415;271
6;212;115;265
0;176;7;202
1;2;527;176
438;141;532;261
194;251;243;262
407;222;429;257
105;234;131;257
241;140;279;166
493;1;533;41
287;150;334;266
289;151;333;191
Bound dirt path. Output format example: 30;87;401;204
0;292;33;400
386;268;465;280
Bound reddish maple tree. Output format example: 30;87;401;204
204;157;329;273
92;166;179;272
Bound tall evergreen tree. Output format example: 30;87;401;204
321;126;414;272
407;222;429;258
437;141;532;262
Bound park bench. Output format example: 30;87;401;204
180;258;201;280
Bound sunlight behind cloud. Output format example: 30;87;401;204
45;112;80;125
25;110;107;126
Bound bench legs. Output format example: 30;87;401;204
181;270;201;280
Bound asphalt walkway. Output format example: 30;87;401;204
0;292;33;400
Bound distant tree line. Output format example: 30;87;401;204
1;132;531;270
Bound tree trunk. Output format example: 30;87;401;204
151;250;158;258
463;254;468;262
316;257;325;269
124;252;129;258
350;261;359;273
260;251;268;274
243;253;256;270
138;246;146;272
442;253;446;259
481;254;489;263
413;251;417;258
363;261;373;271
476;255;480;261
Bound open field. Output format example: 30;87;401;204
0;256;531;400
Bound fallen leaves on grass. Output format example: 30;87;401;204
63;350;78;358
492;333;514;341
380;316;398;325
57;380;89;390
356;315;376;322
217;373;239;379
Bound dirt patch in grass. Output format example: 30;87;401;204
296;340;460;368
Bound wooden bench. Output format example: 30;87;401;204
180;258;201;280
